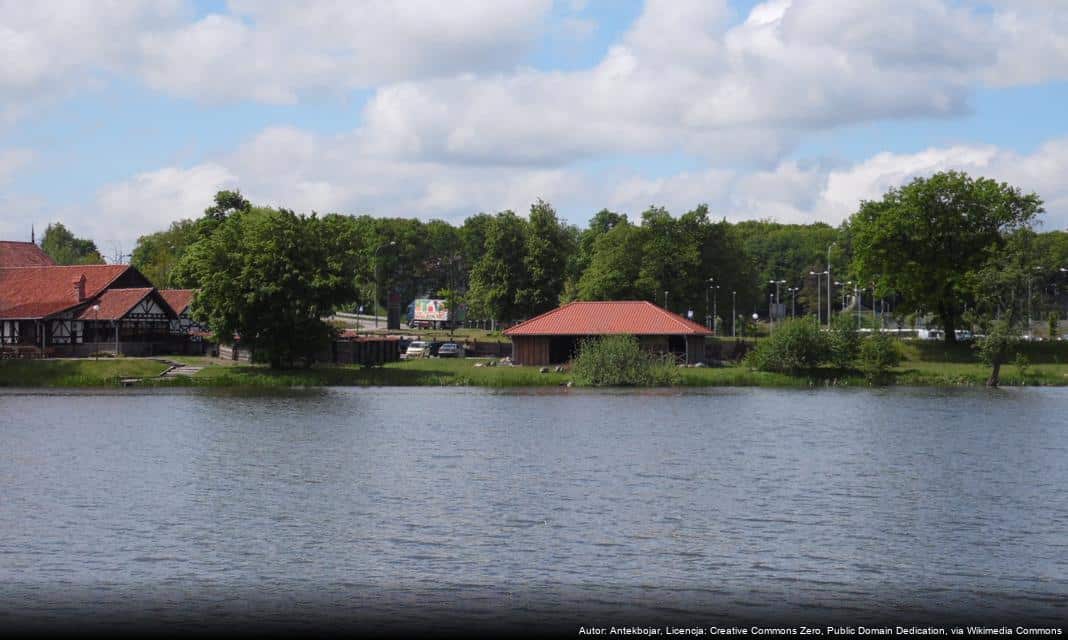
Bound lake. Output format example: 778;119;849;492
1;387;1066;634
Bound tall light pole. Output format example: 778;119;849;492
664;290;669;311
787;287;798;318
705;278;715;330
836;281;852;311
712;284;720;333
809;271;827;324
374;240;396;328
827;242;836;329
768;279;785;324
731;290;737;338
769;294;775;334
92;304;100;360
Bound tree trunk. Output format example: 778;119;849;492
986;361;1001;388
942;307;957;345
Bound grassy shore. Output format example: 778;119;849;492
3;342;1068;388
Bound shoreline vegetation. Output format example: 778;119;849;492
3;339;1068;389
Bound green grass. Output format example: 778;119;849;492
6;340;1068;388
0;358;169;387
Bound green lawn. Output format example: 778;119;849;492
0;358;169;387
6;342;1068;388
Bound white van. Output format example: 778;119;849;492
402;341;429;360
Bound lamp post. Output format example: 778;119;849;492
92;304;100;360
827;242;836;329
705;278;714;330
787;287;798;318
836;281;852;311
768;279;785;324
732;290;737;338
768;294;775;334
712;284;720;332
664;290;669;311
374;240;396;329
809;271;827;324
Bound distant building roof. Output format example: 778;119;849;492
0;264;130;319
160;289;195;315
74;288;155;321
0;241;55;268
503;301;713;337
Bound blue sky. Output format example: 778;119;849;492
3;0;1068;250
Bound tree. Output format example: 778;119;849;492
466;211;529;323
40;223;104;265
131;219;202;287
203;189;251;221
576;221;645;300
848;171;1042;344
174;207;358;368
518;200;574;316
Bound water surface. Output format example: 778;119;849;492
1;386;1066;631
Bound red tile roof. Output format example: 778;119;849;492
0;265;130;319
0;241;55;268
160;289;195;314
503;301;713;336
74;288;154;321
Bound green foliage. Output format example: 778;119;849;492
131;218;204;287
174;207;358;368
975;320;1021;387
744;317;829;373
1049;312;1059;341
1013;352;1032;377
827;313;861;368
858;333;902;379
571;335;680;387
467;211;529;322
848;171;1043;345
577;221;645;300
517;200;575;316
40;222;104;265
203;189;251;221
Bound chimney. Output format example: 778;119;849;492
72;274;87;302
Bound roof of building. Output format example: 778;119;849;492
0;241;56;268
74;288;156;321
503;301;713;337
160;289;195;314
0;264;130;319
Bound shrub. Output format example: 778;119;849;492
744;317;829;373
858;332;902;380
975;320;1020;387
571;335;680;386
1049;312;1059;341
827;313;861;368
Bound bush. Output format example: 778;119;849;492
858;332;902;379
827;313;861;368
744;317;829;373
571;335;680;386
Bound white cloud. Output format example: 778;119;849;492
92;163;237;246
136;0;553;103
0;148;34;184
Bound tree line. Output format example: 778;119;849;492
28;172;1068;366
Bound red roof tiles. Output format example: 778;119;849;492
503;301;713;336
0;265;130;319
160;289;195;315
0;241;55;268
74;288;155;321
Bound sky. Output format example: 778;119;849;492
3;0;1068;254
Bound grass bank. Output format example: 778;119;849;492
5;348;1068;388
0;358;168;387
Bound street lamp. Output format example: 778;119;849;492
92;304;100;360
835;281;853;312
827;242;836;329
664;290;669;311
705;278;715;330
786;287;798;318
768;279;785;325
768;294;775;334
809;271;828;324
732;290;737;338
374;240;397;329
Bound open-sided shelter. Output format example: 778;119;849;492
503;301;712;366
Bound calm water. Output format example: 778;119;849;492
1;386;1066;632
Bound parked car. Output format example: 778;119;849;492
437;342;462;358
401;341;430;360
